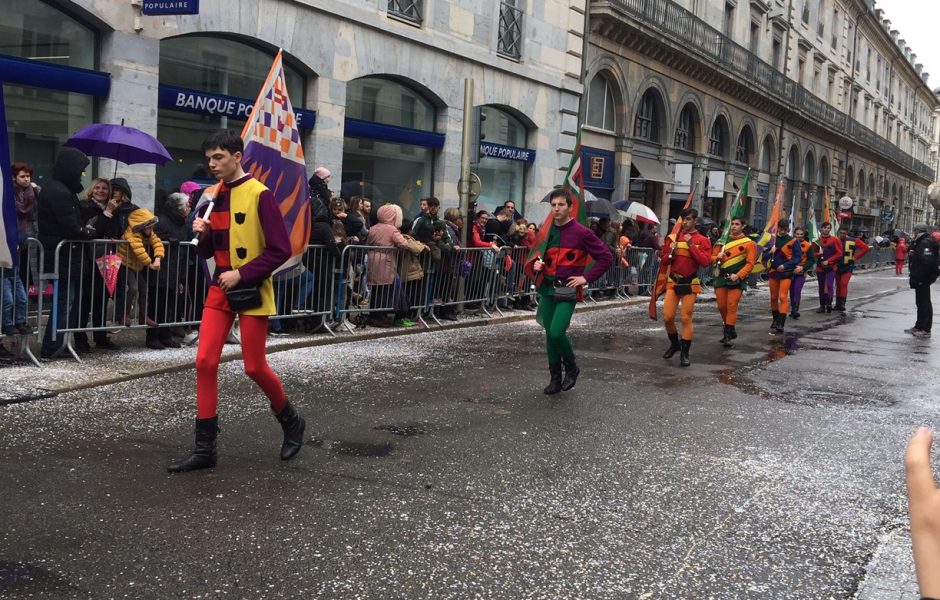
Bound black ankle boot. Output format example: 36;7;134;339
777;314;787;333
719;324;729;346
168;417;219;473
790;303;800;319
662;333;681;359
544;362;563;395
834;297;846;312
816;300;826;313
826;300;833;313
720;324;734;347
728;325;737;340
561;356;580;391
274;401;306;460
679;340;691;367
770;311;780;332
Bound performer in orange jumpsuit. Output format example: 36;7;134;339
711;217;758;347
763;220;803;335
660;208;712;366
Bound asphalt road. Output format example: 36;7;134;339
0;271;936;599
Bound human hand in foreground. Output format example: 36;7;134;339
906;427;940;599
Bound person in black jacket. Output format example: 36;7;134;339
147;192;192;348
905;224;940;338
308;200;343;327
37;148;95;358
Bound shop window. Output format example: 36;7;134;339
344;76;438;216
3;0;97;184
471;107;529;213
586;74;616;132
156;35;307;191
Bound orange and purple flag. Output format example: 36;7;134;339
240;49;310;275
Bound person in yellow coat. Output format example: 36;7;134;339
711;216;758;347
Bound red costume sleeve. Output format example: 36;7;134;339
689;234;712;267
470;224;490;248
853;238;870;261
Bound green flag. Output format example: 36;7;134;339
718;169;750;245
806;196;819;245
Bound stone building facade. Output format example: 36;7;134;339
4;0;587;218
584;0;937;234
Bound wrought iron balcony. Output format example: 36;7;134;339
592;0;935;181
498;2;524;60
388;0;423;25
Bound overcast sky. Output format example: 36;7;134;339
877;2;940;90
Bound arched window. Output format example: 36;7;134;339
674;104;697;151
846;166;855;195
633;90;660;142
708;117;729;157
735;126;754;164
759;136;775;173
586;74;616;132
803;152;815;183
818;156;830;187
858;169;866;197
346;77;434;131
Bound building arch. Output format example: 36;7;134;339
858;168;867;198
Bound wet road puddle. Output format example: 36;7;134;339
0;562;52;591
306;437;394;457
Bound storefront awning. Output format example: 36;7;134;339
0;54;110;97
630;156;673;184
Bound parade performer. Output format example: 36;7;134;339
168;130;306;473
894;236;908;276
833;226;870;312
525;189;612;394
814;222;843;313
788;226;814;319
711;216;757;347
659;208;711;366
764;219;802;335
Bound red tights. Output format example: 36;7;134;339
196;298;286;419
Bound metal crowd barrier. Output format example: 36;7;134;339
270;245;337;335
28;236;896;364
0;238;44;366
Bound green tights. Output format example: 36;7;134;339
539;294;576;363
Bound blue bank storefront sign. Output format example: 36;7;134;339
158;85;316;130
142;0;199;15
479;141;535;163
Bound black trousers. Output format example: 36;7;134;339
915;283;933;332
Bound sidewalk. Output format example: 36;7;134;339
0;296;645;404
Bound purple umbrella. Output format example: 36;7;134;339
64;122;172;176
